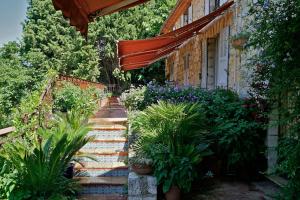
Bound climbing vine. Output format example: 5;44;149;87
248;0;300;198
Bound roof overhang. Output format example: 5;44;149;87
52;0;150;36
160;0;193;34
118;1;234;71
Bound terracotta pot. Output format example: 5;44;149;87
132;164;153;175
165;186;181;200
232;38;247;49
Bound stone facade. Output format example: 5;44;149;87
165;0;252;97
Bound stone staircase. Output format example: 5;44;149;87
76;97;128;200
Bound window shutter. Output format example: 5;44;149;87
180;15;184;27
205;0;210;15
188;5;193;23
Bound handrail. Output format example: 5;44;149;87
0;127;16;137
22;75;57;126
0;127;16;146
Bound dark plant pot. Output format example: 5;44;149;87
165;186;181;200
132;164;153;175
64;163;75;179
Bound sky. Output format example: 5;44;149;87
0;0;28;47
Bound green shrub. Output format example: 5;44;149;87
120;85;146;111
132;102;211;193
126;84;265;174
0;65;44;129
12;70;57;138
53;81;102;117
278;137;300;199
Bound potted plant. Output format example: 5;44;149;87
151;144;211;200
231;32;250;50
131;102;212;200
130;154;153;175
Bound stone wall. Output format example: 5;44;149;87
128;172;157;200
166;36;202;86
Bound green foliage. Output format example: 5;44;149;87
132;102;210;193
278;137;300;199
0;112;92;199
151;144;210;193
120;86;146;111
0;42;43;129
206;90;265;168
21;0;100;81
53;81;101;117
248;0;300;197
12;70;57;137
125;84;265;171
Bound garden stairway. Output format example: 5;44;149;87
76;97;128;200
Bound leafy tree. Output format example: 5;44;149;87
21;0;100;81
0;42;41;128
89;0;177;85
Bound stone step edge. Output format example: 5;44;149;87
92;126;127;131
75;177;128;185
89;139;128;143
76;167;128;171
89;118;127;122
79;149;127;153
75;162;127;169
78;194;127;200
78;152;128;156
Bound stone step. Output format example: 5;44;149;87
79;148;127;154
76;177;127;185
92;124;127;130
80;185;126;195
75;162;127;169
78;194;127;200
82;141;128;151
77;167;129;177
89;118;128;124
80;153;128;163
87;130;126;140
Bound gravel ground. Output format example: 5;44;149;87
167;180;281;200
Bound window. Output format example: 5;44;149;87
205;0;210;15
183;54;190;86
181;4;192;27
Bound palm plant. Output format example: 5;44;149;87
132;101;208;154
131;101;211;194
0;111;93;199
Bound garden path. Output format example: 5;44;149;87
77;97;128;200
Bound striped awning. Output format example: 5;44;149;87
52;0;150;36
117;1;234;71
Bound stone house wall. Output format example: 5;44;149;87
165;0;252;98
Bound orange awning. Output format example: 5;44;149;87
118;1;234;71
52;0;150;36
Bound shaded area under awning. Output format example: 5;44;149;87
118;1;234;71
52;0;150;36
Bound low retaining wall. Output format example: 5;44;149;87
128;172;157;200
